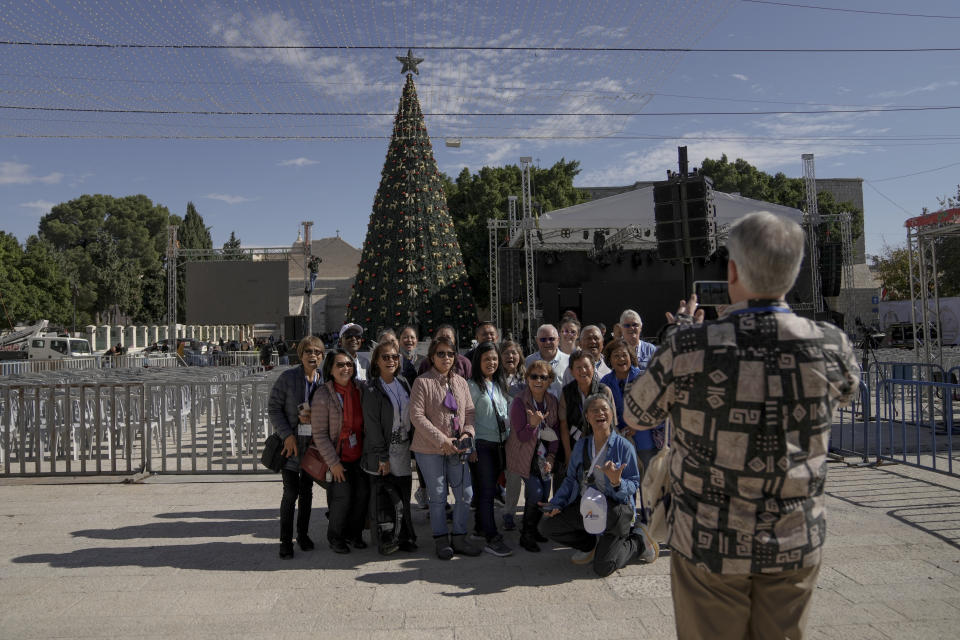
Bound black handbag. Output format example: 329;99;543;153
260;432;287;472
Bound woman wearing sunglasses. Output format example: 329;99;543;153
362;339;416;555
504;359;559;552
311;348;369;554
410;335;480;560
267;336;325;559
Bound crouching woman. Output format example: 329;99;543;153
539;393;657;577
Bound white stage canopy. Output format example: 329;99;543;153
530;186;804;251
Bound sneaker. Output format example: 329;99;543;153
468;530;486;542
635;523;659;564
348;537;368;550
502;514;516;531
398;540;419;552
415;486;429;510
483;536;514;557
329;540;350;554
571;547;595;565
435;536;454;560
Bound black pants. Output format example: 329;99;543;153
280;468;313;544
369;473;416;549
475;439;505;540
538;498;639;577
326;459;370;544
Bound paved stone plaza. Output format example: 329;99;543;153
1;462;960;639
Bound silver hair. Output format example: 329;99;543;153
726;212;805;296
619;309;642;325
536;323;558;337
580;324;602;338
583;393;613;416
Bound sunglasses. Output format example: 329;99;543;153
380;353;400;361
343;334;362;340
302;349;323;356
434;351;456;359
622;323;640;329
528;374;550;381
334;361;355;369
538;337;557;343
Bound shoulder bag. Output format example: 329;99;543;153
640;418;672;542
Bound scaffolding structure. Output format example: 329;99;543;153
820;212;855;333
802;153;824;314
165;232;292;339
906;207;960;373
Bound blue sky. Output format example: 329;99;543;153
1;0;958;259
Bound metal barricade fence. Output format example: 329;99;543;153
0;366;282;476
875;377;959;475
829;380;875;464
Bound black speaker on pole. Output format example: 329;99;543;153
654;175;717;260
819;242;843;297
284;315;307;341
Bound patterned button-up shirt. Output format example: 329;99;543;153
625;299;859;574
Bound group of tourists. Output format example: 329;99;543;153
268;309;662;576
268;211;862;639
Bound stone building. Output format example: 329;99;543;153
287;236;360;335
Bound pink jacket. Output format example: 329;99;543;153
409;368;475;455
310;379;364;467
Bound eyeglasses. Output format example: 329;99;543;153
538;336;557;343
343;334;362;340
334;361;355;369
380;353;400;361
302;349;323;356
622;323;640;329
434;351;456;359
528;374;550;381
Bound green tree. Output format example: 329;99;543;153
38;194;172;324
222;231;248;260
443;159;589;310
700;155;864;239
870;244;911;301
347;71;477;341
0;231;28;327
175;201;213;321
20;236;71;327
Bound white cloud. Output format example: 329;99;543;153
0;162;63;186
278;157;319;167
732;73;749;82
204;193;253;205
872;80;959;99
19;200;56;215
69;172;94;187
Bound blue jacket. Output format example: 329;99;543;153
602;368;658;451
551;431;641;512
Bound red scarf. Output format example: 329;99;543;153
334;381;363;462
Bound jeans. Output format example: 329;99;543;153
475;439;505;540
539;499;638;577
521;469;551;536
280;469;313;543
414;451;474;538
325;460;370;544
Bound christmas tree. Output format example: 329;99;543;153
347;50;477;342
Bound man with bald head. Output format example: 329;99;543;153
525;324;568;397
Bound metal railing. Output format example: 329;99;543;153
0;352;283;376
0;365;281;476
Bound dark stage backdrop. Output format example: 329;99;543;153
186;261;288;326
535;248;814;339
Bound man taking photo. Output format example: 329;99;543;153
624;212;859;640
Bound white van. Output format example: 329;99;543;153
26;336;93;360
